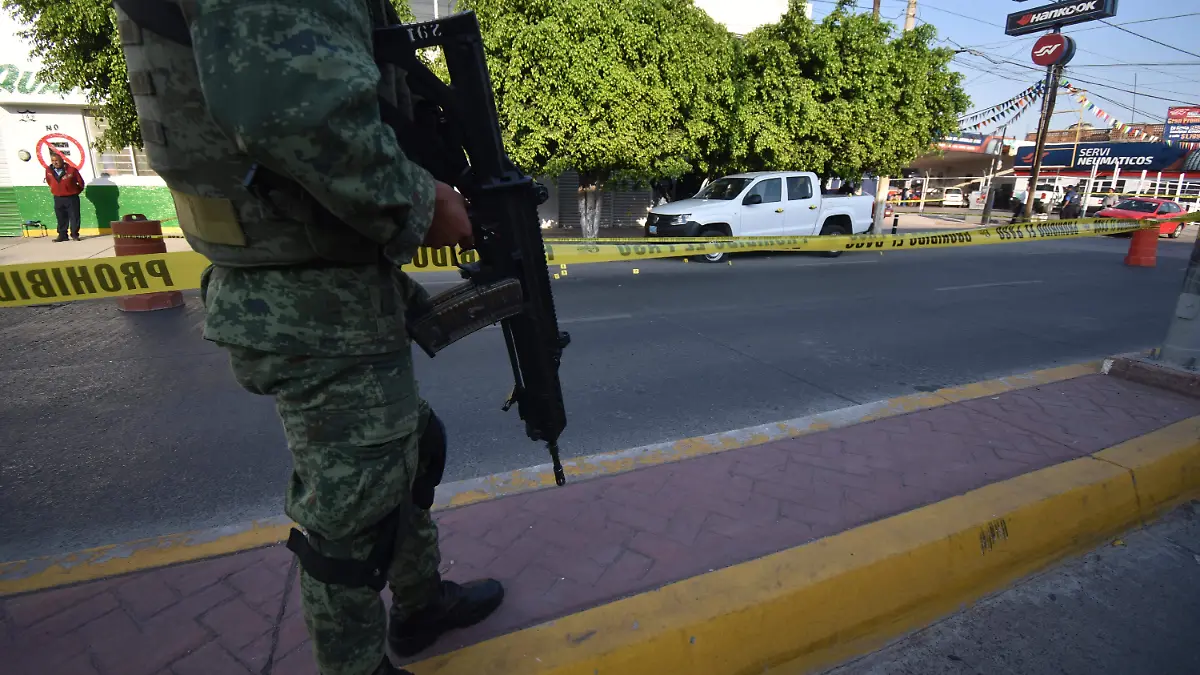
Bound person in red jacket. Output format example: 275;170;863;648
45;151;86;242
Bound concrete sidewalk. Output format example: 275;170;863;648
4;367;1200;675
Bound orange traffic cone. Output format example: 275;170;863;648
1124;225;1158;268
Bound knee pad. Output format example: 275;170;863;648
412;410;447;510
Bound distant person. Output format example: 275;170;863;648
1060;186;1080;219
45;151;85;242
1102;188;1119;209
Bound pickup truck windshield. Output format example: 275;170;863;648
1114;199;1159;213
696;178;753;200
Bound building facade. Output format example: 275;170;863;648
1;13;173;236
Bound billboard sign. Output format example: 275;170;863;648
1015;141;1196;172
1005;0;1118;37
937;133;1002;155
1164;107;1200;143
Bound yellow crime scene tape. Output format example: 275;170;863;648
0;216;1183;309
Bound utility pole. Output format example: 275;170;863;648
1158;238;1200;370
1024;60;1063;220
1131;72;1138;123
874;0;917;232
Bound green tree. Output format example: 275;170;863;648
5;0;136;151
3;0;414;151
735;0;969;182
460;0;739;237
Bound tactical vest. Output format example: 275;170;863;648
112;0;411;268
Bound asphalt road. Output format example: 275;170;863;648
826;502;1200;675
1;232;1197;560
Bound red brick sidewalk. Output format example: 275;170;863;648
5;374;1199;675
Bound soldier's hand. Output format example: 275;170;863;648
424;181;475;251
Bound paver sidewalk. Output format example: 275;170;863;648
5;373;1199;675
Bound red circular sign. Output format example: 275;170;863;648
35;133;86;171
1031;34;1075;67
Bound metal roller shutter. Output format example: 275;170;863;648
0;130;21;237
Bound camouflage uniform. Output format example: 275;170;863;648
114;1;464;673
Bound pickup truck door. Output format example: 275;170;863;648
783;175;820;236
740;177;785;236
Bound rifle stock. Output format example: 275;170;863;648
374;12;571;485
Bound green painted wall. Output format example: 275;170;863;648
9;185;176;234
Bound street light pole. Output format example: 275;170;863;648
904;0;917;31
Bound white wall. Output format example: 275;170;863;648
0;105;93;186
0;13;88;107
692;0;797;35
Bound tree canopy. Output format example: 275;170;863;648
734;0;970;181
459;0;739;188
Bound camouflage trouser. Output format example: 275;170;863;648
223;345;442;675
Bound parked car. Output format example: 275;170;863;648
645;171;875;262
1095;197;1190;238
1014;184;1065;212
941;188;965;207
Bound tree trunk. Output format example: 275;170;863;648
577;177;603;239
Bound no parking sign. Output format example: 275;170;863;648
36;133;86;171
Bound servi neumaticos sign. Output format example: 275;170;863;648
1005;0;1118;37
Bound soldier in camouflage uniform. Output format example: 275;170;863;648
112;1;504;674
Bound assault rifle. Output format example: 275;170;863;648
374;11;572;485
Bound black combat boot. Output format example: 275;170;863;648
388;578;505;657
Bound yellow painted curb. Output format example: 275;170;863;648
0;360;1099;597
0;518;293;597
410;416;1200;675
1094;416;1200;519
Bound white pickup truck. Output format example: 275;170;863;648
644;171;875;262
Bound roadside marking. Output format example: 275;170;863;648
937;280;1044;292
0;360;1100;596
561;313;634;324
482;313;635;331
411;417;1200;675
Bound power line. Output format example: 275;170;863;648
1066;11;1200;34
960;49;1200;104
960;13;1200;51
1067;62;1200;68
918;1;1002;28
1098;19;1200;60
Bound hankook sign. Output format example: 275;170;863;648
1005;0;1118;37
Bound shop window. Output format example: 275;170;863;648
83;113;157;177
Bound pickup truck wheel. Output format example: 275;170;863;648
818;222;850;258
697;228;727;263
1170;223;1184;239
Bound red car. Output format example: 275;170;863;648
1096;197;1190;238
